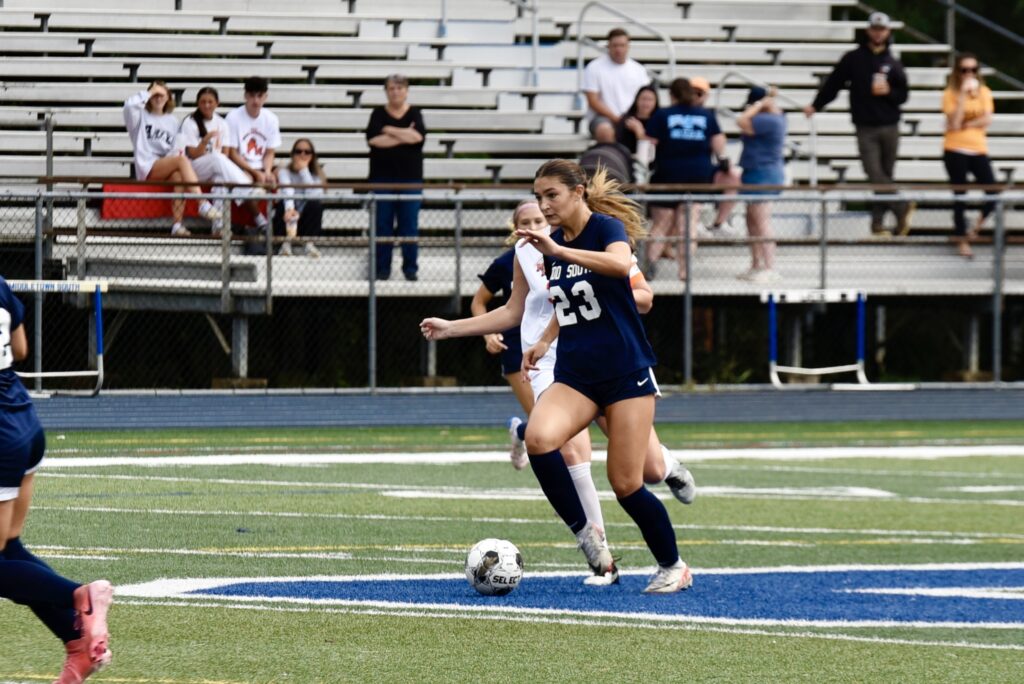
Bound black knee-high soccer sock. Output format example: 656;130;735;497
3;538;80;643
618;486;680;567
515;421;527;442
528;450;588;535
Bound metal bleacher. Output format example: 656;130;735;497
1;0;1021;302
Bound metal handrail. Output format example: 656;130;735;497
504;0;540;87
574;1;677;110
713;71;819;187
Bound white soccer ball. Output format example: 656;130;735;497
465;538;524;596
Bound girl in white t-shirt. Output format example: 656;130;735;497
123;81;220;236
179;87;263;234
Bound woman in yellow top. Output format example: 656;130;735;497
942;53;996;258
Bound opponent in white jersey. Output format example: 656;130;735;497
123;81;221;236
179;87;265;234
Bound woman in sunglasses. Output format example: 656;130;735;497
943;53;997;259
274;138;326;257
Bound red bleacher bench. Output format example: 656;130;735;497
100;184;266;226
100;184;201;220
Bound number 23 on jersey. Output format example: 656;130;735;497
549;281;602;326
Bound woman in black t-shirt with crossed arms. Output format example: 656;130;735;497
366;74;427;281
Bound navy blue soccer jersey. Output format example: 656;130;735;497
0;277;32;411
546;213;656;381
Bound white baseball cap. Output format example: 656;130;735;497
868;12;891;29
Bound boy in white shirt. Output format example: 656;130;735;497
224;76;280;239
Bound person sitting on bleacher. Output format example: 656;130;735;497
274;138;326;258
224;76;280;247
616;85;660;183
123;81;222;237
178;86;265;236
581;28;651;130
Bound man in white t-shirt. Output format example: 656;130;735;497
224;76;281;242
225;76;281;187
581;28;651;128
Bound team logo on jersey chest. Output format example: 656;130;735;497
550;264;591;281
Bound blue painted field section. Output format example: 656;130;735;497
191;567;1024;626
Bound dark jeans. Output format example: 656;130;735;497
273;200;323;238
943;151;998;236
372;182;421;278
855;123;909;226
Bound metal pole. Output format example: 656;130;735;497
265;196;273;316
33;197;43;392
992;198;1005;384
768;294;778;364
453;198;463;314
368;196;378;393
683;199;693;385
946;1;957;66
439;0;448;38
45;113;54;243
531;0;539;87
818;197;828;291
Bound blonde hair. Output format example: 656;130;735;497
146;80;175;114
505;199;540;245
534;159;647;247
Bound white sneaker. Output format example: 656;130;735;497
736;267;760;281
642;560;693;594
576;521;616;579
304;241;321;259
198;201;222;223
506;417;528;471
278;241;293;257
170;223;191;237
663;447;696;505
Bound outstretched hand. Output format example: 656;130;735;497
419;317;453;340
515;226;560;258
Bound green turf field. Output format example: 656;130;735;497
1;421;1022;683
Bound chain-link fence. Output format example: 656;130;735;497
2;186;1021;391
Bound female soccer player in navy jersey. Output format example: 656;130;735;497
519;159;692;593
421;175;694;593
0;276;114;682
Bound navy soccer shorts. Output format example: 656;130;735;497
0;408;45;502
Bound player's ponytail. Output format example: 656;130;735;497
534;159;647;247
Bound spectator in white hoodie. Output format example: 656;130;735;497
123;81;221;236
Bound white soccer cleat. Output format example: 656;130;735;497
583;564;620;586
506;417;528;471
663;446;696;505
642;560;693;594
576;521;616;580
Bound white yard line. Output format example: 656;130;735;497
31;505;1024;539
113;597;1024;652
111;597;1024;652
37;444;1024;469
